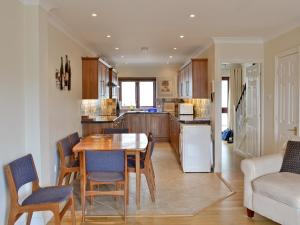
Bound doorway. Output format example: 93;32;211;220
275;49;300;150
221;63;262;160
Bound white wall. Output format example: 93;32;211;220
0;1;94;224
117;64;180;98
0;0;26;224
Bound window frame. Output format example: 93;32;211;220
118;77;156;108
221;77;229;113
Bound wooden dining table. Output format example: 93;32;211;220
73;133;148;211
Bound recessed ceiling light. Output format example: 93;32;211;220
91;13;97;17
173;47;177;50
121;55;124;58
189;14;196;18
115;47;119;50
180;35;184;39
169;55;173;59
106;34;111;38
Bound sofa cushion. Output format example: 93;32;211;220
252;172;300;208
281;140;300;174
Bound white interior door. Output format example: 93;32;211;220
246;64;261;157
276;52;300;149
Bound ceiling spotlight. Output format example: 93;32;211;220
106;35;111;38
189;14;196;18
169;55;173;59
121;55;124;58
91;13;97;17
180;35;184;39
173;47;177;50
115;47;119;50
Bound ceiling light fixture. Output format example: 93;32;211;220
173;47;177;50
121;55;124;58
189;14;196;18
91;13;97;17
106;35;111;38
180;35;184;39
169;55;173;59
115;47;119;50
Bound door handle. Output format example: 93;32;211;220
288;127;298;135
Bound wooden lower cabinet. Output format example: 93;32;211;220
125;113;169;141
82;122;113;137
169;114;180;159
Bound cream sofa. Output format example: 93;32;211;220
241;150;300;225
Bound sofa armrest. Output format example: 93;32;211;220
241;152;284;180
240;152;284;209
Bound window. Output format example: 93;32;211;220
119;78;156;108
221;77;229;131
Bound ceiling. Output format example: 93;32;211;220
45;0;300;66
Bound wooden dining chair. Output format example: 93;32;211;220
69;132;80;147
83;150;128;221
127;133;156;202
57;137;80;185
5;154;76;225
103;128;129;134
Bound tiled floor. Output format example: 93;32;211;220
73;142;232;216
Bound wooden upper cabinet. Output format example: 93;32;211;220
178;58;208;99
82;57;99;99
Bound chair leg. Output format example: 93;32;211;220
247;208;254;218
149;164;156;190
90;182;94;205
26;212;33;225
124;181;127;221
144;170;155;202
65;173;71;185
126;173;130;205
7;209;18;225
70;195;76;225
58;172;65;186
53;207;61;225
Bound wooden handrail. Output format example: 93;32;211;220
235;84;246;111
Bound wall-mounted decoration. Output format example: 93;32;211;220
158;79;174;97
55;55;72;91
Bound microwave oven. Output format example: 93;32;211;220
178;103;194;115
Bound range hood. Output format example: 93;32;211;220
106;81;119;88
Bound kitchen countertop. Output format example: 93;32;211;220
81;111;210;125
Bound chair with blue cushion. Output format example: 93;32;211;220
103;128;129;134
5;154;76;225
83;150;128;221
69;132;80;147
57;136;80;185
128;133;156;202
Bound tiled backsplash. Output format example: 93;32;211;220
81;98;210;119
183;98;210;118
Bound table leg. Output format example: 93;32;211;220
79;152;86;222
135;151;141;209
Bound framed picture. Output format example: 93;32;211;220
158;79;174;97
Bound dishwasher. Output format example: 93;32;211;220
179;124;212;172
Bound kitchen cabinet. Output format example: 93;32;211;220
169;114;180;160
146;114;169;141
178;59;208;99
82;57;118;99
82;57;99;99
82;122;113;137
126;113;147;133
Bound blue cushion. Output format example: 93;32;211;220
127;158;145;169
103;128;129;134
22;185;73;205
88;172;124;182
59;137;73;156
85;151;125;173
69;132;80;147
9;154;38;191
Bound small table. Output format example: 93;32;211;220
73;133;148;212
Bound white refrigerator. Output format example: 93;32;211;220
179;124;212;172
